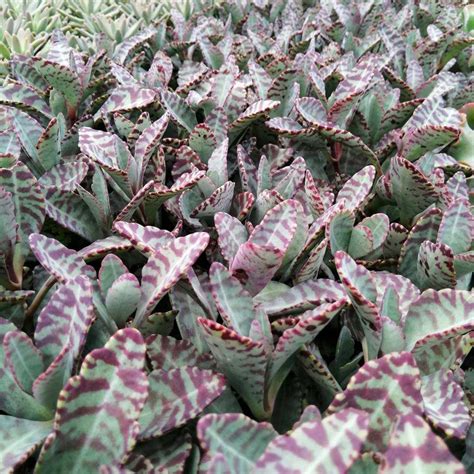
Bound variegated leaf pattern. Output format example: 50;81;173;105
327;352;424;451
381;414;465;474
256;409;369;474
35;329;148;474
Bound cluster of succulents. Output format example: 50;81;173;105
0;0;473;472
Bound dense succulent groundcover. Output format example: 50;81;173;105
0;0;473;472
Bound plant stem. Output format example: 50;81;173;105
25;275;56;320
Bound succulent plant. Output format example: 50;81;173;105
0;0;472;472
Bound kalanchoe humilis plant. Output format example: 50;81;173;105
0;0;473;472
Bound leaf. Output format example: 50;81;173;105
0;163;45;258
138;367;225;439
35;329;148;474
95;85;156;119
135;233;209;327
437;198;473;255
399;208;443;285
39;160;88;191
209;262;255;337
336;165;375;212
214;212;248;265
0;318;52;421
256;409;369;473
134;113;169;180
33;276;95;408
0;82;52;119
327;352;423;451
198;318;269;419
161;90;197;132
146;334;211;371
421;370;470;439
198;414;277;474
257;279;348;317
4;330;44;393
105;273;141;327
417;241;456;290
389;156;439;226
381;414;465;474
0;416;52;473
0;187;17;257
190;181;235;219
29;234;95;283
328;210;354;254
113;221;174;256
267;300;346;406
334;251;381;359
403;289;474;370
32;58;82;106
231;242;284;295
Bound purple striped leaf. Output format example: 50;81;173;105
113;221;174;256
389;156;439;226
294;237;328;283
32;58;82;107
35;329;148;474
77;236;132;261
267;300;346;408
198;413;277;474
138;367;225;439
0;82;52;119
437;198;473;255
421;369;470;439
381;414;465;474
33;276;95;408
190;181;235;218
231;242;284;295
403;289;474;374
0;187;17;258
134;113;169;181
256;409;369;473
336;165;375;212
399;208;443;284
214;212;248;265
146;334;213;371
134;431;192;474
38;160;88;191
29;234;95;283
417;241;456;290
229;100;280;135
335;251;381;359
161;90;197;132
0;416;52;473
256;279;348;317
198;318;269;419
0;163;45;258
135;233;209;327
327;352;423;451
95;85;156;120
249;199;299;252
36;116;63;171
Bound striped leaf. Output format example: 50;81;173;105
256;409;369;473
138;367;225;439
198;413;277;474
327;352;423;451
134;233;209;327
35;329;148;474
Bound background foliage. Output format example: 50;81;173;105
0;0;473;472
